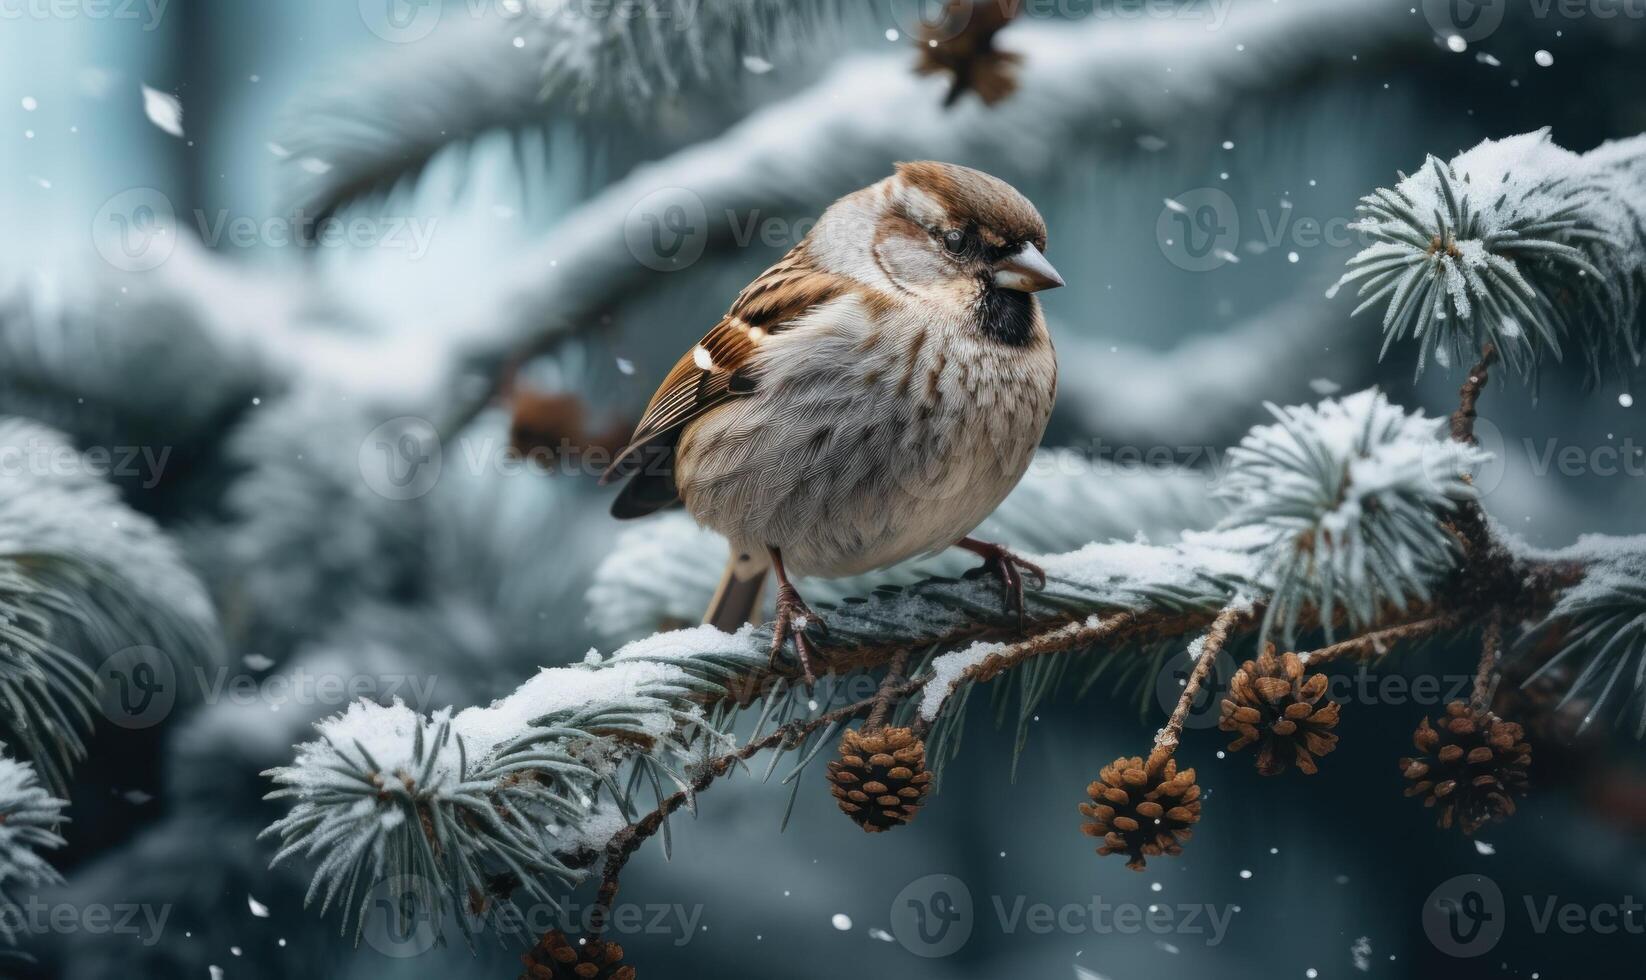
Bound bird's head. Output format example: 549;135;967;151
822;160;1062;303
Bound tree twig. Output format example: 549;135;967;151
1450;343;1497;446
1299;611;1466;665
1472;610;1504;711
1148;604;1255;773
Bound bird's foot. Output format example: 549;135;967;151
960;539;1046;633
769;583;830;686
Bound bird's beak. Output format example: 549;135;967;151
993;243;1065;293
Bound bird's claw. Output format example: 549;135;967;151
768;583;829;686
965;543;1046;633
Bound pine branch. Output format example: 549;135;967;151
1333;129;1646;385
278;1;864;225
263;387;1635;952
0;419;224;792
0;751;66;947
0;255;274;464
1213;388;1489;645
266;529;1252;945
1516;535;1646;737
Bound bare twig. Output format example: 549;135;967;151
1472;611;1504;711
1450;343;1497;446
865;650;910;731
1300;611;1466;665
1148;605;1256;773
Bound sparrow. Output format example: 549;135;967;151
604;161;1062;683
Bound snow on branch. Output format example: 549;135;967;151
0;256;275;460
265;392;1474;946
1517;535;1646;737
0;751;66;947
278;0;863;222
268;521;1258;945
266;386;1645;951
0;419;223;791
1334;129;1646;384
1214;388;1488;644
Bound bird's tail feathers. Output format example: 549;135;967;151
704;550;770;634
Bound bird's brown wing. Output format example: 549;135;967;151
605;246;851;518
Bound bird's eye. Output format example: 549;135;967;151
943;230;966;254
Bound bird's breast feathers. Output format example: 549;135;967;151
671;287;1056;576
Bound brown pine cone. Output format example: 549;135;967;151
1219;646;1341;775
1078;755;1200;871
520;930;636;980
826;727;933;833
1400;701;1531;835
914;0;1024;107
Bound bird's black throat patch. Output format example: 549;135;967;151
973;283;1038;347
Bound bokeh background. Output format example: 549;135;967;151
2;1;1643;977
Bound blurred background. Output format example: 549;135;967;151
1;0;1643;977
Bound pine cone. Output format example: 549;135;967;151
507;389;632;473
520;930;636;980
826;727;932;833
1078;755;1200;871
1219;646;1341;775
914;0;1024;107
1400;701;1531;835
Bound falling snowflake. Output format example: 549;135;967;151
141;84;183;137
1352;936;1373;971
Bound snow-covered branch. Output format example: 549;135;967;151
1518;534;1646;737
1334;129;1646;384
0;752;66;947
0;254;277;464
0;419;223;791
278;1;865;222
264;387;1612;947
1214;388;1489;644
